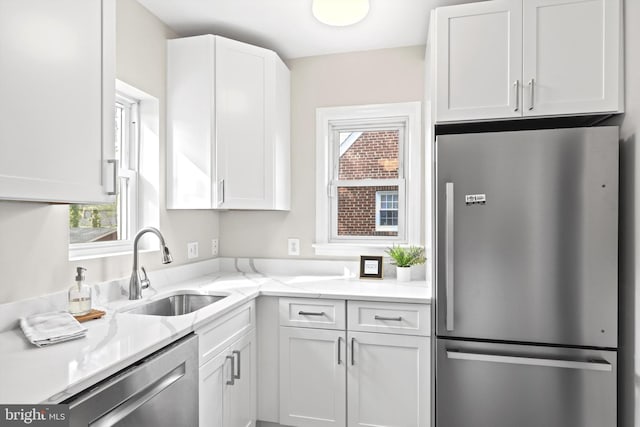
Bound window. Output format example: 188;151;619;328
376;190;399;232
315;102;421;256
69;80;160;260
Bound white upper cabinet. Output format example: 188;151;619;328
0;0;116;203
434;0;522;122
522;0;622;116
432;0;623;123
167;35;291;210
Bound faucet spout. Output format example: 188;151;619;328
129;227;173;300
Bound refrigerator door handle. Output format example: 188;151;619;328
445;182;455;331
446;350;612;372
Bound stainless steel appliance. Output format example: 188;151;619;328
66;334;198;427
434;126;619;427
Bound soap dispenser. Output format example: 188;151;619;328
68;267;92;316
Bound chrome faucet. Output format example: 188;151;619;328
129;227;173;300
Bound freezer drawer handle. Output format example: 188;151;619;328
298;311;325;316
446;350;612;372
445;182;455;331
374;315;403;321
89;363;186;427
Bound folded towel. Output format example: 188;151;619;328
20;311;87;347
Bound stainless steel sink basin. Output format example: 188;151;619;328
125;292;226;316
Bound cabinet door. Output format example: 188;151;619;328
225;330;256;427
434;0;522;122
0;0;115;203
347;331;430;427
279;327;346;427
215;36;275;209
166;35;216;209
200;330;256;427
523;0;622;116
200;346;228;427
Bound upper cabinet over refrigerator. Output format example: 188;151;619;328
430;0;623;123
0;0;116;203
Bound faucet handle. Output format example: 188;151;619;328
140;266;150;289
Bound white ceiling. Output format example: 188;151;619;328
136;0;483;60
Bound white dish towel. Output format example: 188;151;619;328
20;311;87;347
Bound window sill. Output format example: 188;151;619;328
69;243;158;261
312;243;408;257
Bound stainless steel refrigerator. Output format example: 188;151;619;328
434;126;619;427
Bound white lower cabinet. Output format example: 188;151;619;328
278;299;431;427
347;331;430;427
200;330;256;427
197;301;256;427
279;327;346;427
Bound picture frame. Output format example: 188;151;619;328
359;255;383;279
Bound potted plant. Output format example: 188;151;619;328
385;245;426;282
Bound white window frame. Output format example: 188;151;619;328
69;80;160;260
314;102;422;256
375;190;399;232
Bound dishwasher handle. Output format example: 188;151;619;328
90;364;185;427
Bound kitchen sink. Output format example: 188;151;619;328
124;291;227;316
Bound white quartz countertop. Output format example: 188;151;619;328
0;272;430;404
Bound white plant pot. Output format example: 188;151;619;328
396;266;411;282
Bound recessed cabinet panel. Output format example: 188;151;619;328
0;0;114;203
523;0;621;116
279;327;346;427
216;38;269;208
166;35;215;209
434;0;522;122
347;331;430;427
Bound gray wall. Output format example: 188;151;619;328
218;46;425;258
0;0;220;303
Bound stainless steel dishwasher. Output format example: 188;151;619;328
65;333;198;427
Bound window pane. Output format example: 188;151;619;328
337;185;399;237
338;130;399;180
69;201;119;244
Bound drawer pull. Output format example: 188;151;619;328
374;315;403;321
298;311;325;316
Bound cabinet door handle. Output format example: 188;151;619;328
218;179;225;206
374;315;403;321
106;159;118;196
298;311;325;316
528;78;535;110
337;337;342;365
351;337;355;365
225;355;235;385
513;80;520;112
232;350;241;380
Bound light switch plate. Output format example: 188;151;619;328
187;242;199;259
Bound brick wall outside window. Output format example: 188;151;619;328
337;131;399;237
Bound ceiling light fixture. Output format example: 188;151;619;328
312;0;370;27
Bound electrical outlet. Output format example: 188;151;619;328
187;242;199;259
212;239;219;256
288;238;300;256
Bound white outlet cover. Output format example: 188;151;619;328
187;242;199;259
288;238;300;256
212;239;219;256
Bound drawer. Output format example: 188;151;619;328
347;301;430;336
279;297;346;330
196;300;255;365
